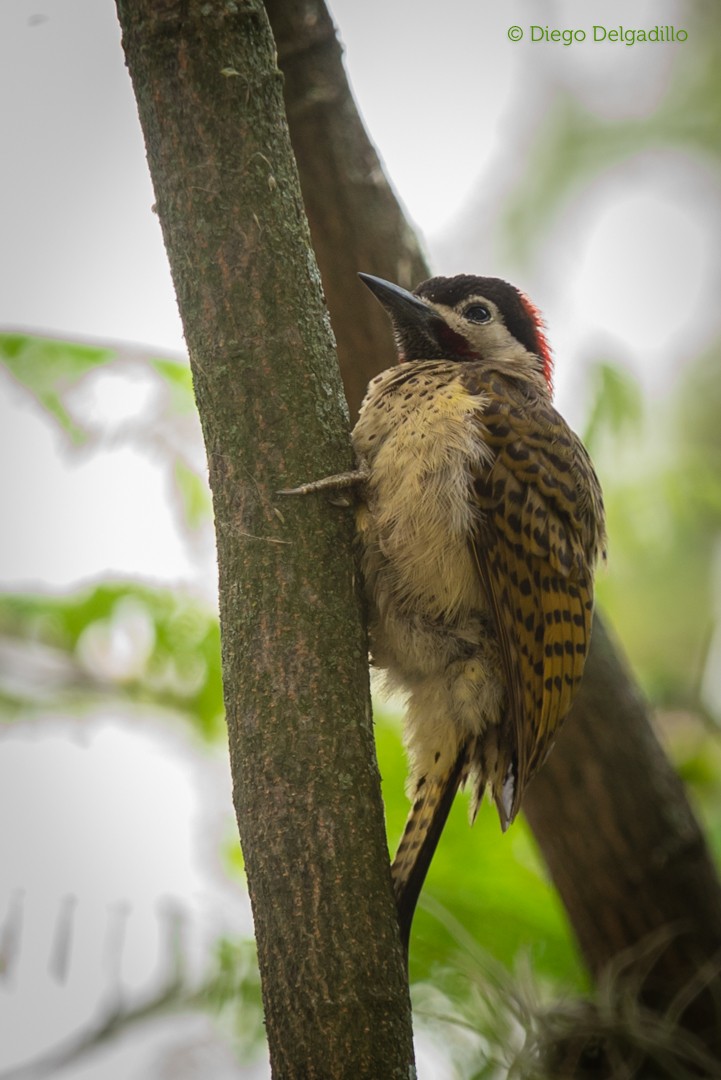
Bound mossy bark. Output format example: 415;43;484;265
115;2;415;1076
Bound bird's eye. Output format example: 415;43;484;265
463;304;492;324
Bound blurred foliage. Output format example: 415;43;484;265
0;333;114;444
582;360;643;452
585;341;721;720
201;937;266;1059
0;331;210;547
151;357;197;415
0;583;223;739
0;334;199;440
501;3;721;267
410;920;721;1080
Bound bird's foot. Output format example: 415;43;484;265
277;466;368;507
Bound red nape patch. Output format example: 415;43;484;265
519;293;554;395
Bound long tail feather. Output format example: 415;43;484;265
392;743;469;953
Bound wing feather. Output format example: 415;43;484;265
469;378;605;822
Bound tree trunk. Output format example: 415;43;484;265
525;617;721;1054
266;0;721;1055
114;2;415;1077
264;0;428;421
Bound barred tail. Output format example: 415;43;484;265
391;743;469;953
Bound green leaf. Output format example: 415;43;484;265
202;937;265;1054
583;359;643;453
173;458;212;528
152;357;196;415
0;333;115;443
0;583;224;739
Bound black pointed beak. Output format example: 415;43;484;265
358;273;448;360
358;273;435;327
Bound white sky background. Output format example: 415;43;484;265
0;0;720;1077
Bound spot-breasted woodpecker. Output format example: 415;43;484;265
283;273;606;952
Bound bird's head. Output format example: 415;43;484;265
359;272;554;395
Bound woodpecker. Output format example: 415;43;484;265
283;273;606;952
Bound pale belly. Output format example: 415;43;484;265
351;367;506;785
357;458;505;784
354;403;491;685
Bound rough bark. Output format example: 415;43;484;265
265;0;721;1054
264;0;428;420
114;2;415;1077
